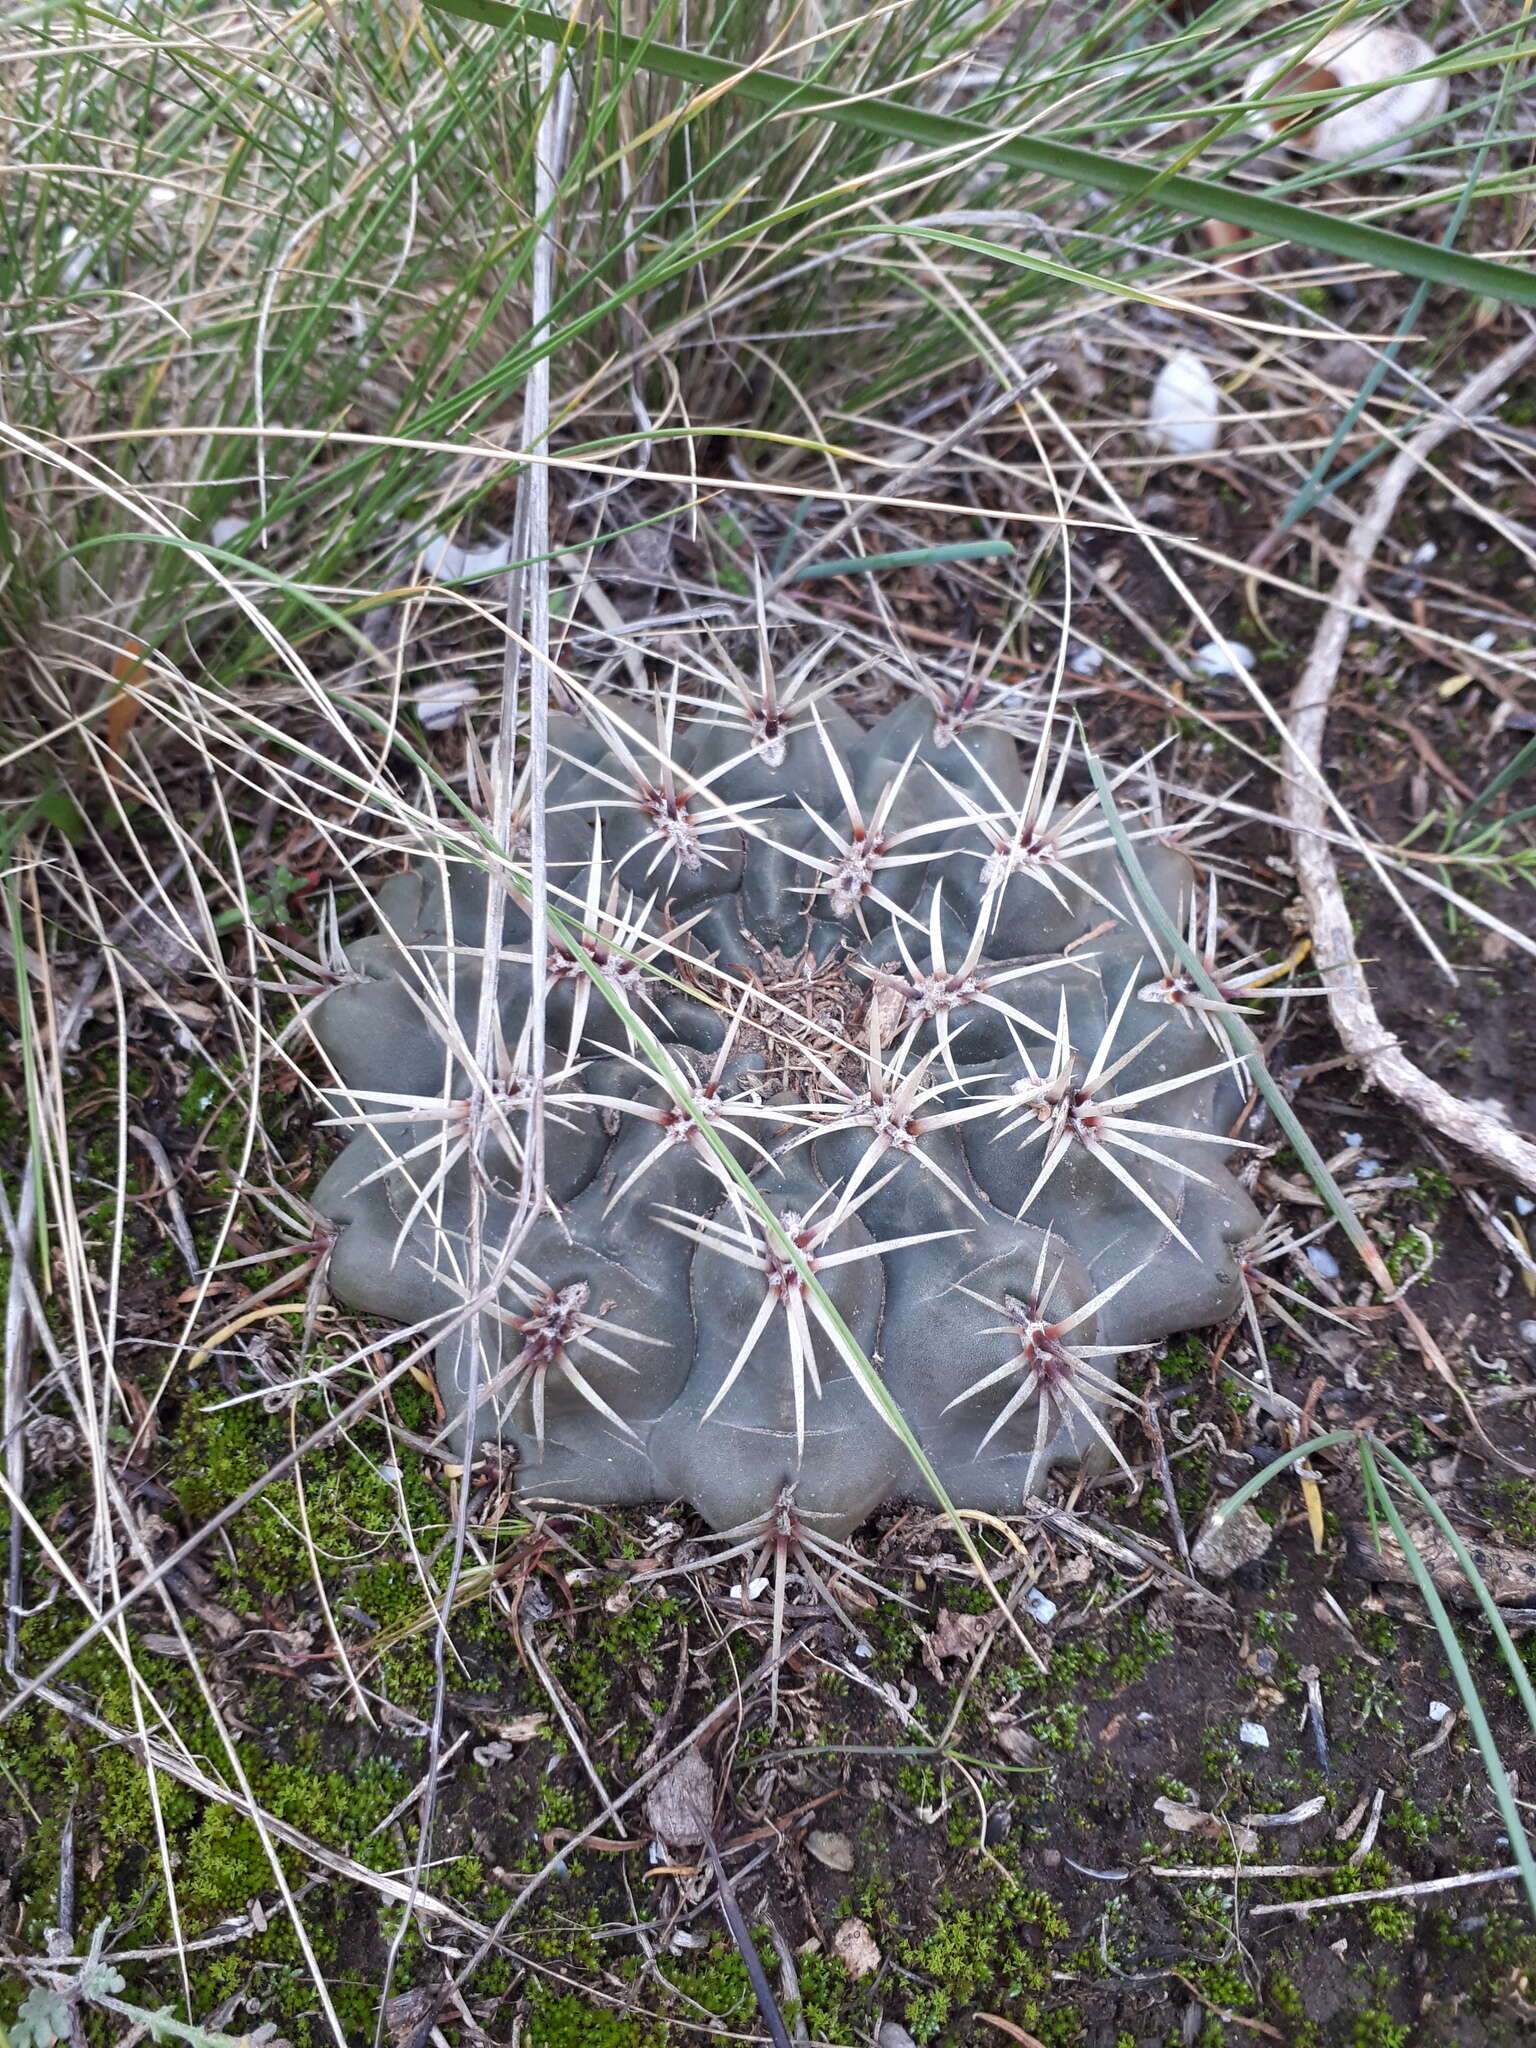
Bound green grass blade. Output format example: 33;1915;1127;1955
1201;1430;1359;1530
1454;735;1536;842
1359;1438;1536;1916
789;539;1014;580
428;0;1536;307
1367;1440;1536;1731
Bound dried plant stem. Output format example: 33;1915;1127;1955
1284;332;1536;1196
1248;1862;1522;1918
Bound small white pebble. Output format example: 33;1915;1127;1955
1428;1701;1453;1723
210;515;246;551
1304;1245;1341;1282
415;677;480;729
1514;1195;1533;1217
855;1639;873;1660
728;1576;770;1601
1471;630;1498;653
1024;1588;1059;1626
1518;1320;1536;1346
376;1463;402;1485
1191;640;1254;679
1239;1721;1270;1749
1148;350;1221;456
1410;541;1438;566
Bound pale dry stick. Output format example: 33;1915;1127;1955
1284;330;1536;1197
1249;1862;1522;1918
1150;1861;1362;1881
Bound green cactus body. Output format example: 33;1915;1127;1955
311;692;1260;1537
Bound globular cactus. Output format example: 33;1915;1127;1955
310;684;1262;1539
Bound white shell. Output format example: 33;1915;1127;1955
1243;27;1449;166
1147;349;1221;456
414;677;480;729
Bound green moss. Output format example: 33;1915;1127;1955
897;1762;943;1807
1358;1610;1400;1660
536;1780;579;1837
897;1889;1070;2042
1351;2014;1409;2048
1109;1617;1174;1689
525;1991;664;2047
1159;1333;1206;1386
1185;1962;1253;2009
1481;1909;1536;1974
793;1951;872;2041
1385;1796;1433;1850
1486;1479;1536;1546
1384;1228;1432;1287
0;1620;414;2045
1364;1898;1414;1944
554;1583;679;1751
658;1945;756;2022
1267;1970;1305;2019
178;1061;250;1154
1032;1702;1086;1753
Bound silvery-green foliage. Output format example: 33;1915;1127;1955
312;688;1260;1537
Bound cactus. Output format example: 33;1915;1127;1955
311;685;1261;1539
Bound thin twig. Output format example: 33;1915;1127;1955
1283;330;1536;1195
1248;1862;1521;1918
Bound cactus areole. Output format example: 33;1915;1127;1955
312;691;1261;1537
